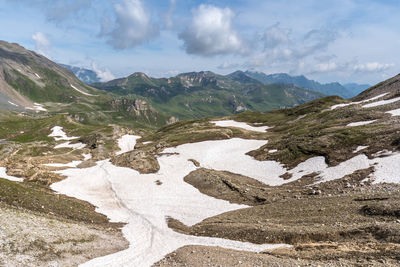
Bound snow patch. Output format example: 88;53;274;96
269;149;278;153
70;84;97;96
362;96;400;108
330;93;389;110
287;157;327;182
8;101;18;107
34;73;40;78
44;161;82;168
212;120;269;133
116;135;140;155
25;103;47;112
54;142;86;150
49;126;78;141
385;108;400;116
163;138;287;186
83;153;92;161
142;141;153;145
353;146;369;153
370;153;400;184
346;120;377;127
0;167;23;182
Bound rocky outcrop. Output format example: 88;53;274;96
110;98;157;116
111;150;160;174
166;116;179;125
177;71;217;87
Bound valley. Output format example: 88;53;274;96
0;41;400;267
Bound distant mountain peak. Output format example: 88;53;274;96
244;70;370;98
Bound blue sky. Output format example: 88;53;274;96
0;0;399;84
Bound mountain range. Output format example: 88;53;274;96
62;62;370;99
59;64;101;84
0;40;326;124
243;71;370;98
91;71;324;119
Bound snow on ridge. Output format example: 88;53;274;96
346;120;377;127
212;120;269;133
386;108;400;116
362;96;400;108
0;167;23;182
330;93;389;110
70;84;97;96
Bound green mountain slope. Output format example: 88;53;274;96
0;41;169;128
93;71;325;120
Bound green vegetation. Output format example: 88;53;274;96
93;71;325;120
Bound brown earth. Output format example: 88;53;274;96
163;167;400;266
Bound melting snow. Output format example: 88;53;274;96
51;137;289;267
49;126;85;150
330;93;389;110
386;108;400;116
7;101;18;107
287;157;327;181
212;120;269;133
25;103;47;112
34;73;40;78
44;161;82;168
353;146;369;153
55;142;86;150
362;96;400;108
70;84;97;96
369;153;400;184
116;135;140;155
49;131;400;266
83;153;92;161
269;149;278;153
142;141;153;145
49;126;79;141
346;120;377;127
0;167;23;182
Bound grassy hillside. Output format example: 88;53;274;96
93;71;325;120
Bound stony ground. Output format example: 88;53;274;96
0;203;128;267
162;167;400;266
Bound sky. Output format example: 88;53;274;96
0;0;399;84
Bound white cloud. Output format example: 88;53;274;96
314;62;338;72
179;5;245;56
353;62;395;72
91;62;115;82
32;32;51;58
101;0;159;49
217;62;240;70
